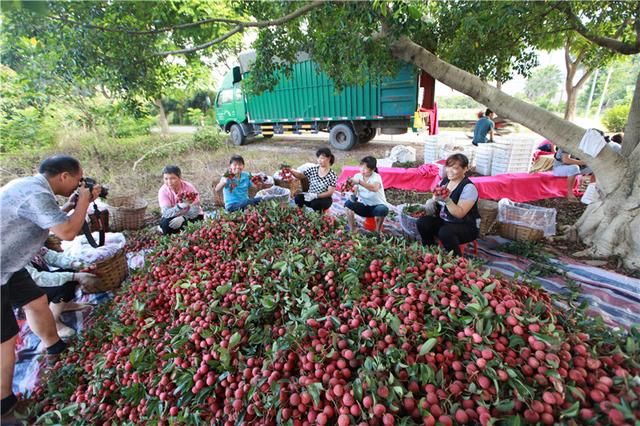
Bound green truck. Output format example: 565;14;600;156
215;51;437;150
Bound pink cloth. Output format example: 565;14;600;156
337;166;440;193
417;163;439;177
158;180;204;214
337;167;572;202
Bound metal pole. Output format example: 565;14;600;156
585;69;599;117
596;67;613;118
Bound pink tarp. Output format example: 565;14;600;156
337;166;572;202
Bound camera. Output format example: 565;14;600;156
81;177;109;198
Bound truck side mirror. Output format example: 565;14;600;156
232;66;242;84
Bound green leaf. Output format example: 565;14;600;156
306;382;323;406
229;332;241;349
419;338;437;356
560;401;580;419
216;283;232;295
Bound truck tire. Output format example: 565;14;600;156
358;128;376;144
229;124;246;146
329;124;358;150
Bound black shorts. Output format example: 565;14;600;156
1;269;46;342
42;280;77;304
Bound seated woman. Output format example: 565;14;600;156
344;156;389;234
215;155;262;213
552;148;593;201
290;148;337;212
26;246;99;338
158;165;204;234
416;153;480;256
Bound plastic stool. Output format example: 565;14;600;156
458;240;479;256
363;217;377;231
438;240;479;256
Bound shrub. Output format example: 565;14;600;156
193;126;224;150
602;104;629;132
0;107;57;152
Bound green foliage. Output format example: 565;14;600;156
577;56;640;115
192;126;224;150
524;65;562;103
2;1;241;104
437;96;481;109
602;104;629;132
0;106;55;152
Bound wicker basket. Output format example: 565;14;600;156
274;178;301;197
107;196;148;231
399;204;425;240
256;186;290;205
477;199;499;237
82;249;128;293
498;223;544;242
214;184;273;208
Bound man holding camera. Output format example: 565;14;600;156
0;155;101;423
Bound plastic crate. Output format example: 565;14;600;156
497;199;556;236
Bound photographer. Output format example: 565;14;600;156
0;155;101;422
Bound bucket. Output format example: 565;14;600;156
363;217;377;231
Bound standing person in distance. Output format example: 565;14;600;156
0;155;101;423
472;109;496;146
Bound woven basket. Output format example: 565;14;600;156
214;184;273;208
477;199;499;237
498;223;544;242
82;249;128;293
256;186;290;205
107;196;148;231
274;178;301;197
399;204;425;240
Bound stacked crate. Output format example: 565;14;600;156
474;144;494;175
490;138;537;175
423;136;439;164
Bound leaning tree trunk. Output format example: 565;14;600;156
575;72;640;269
390;36;640;269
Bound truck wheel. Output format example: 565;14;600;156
329;124;358;150
358;128;376;144
229;124;246;146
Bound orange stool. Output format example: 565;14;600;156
363;217;384;232
458;240;479;256
363;217;377;231
438;240;479;256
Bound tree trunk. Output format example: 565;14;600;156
564;87;578;121
390;36;640;270
155;98;170;136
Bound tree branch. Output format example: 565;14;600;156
49;14;245;35
560;2;640;54
154;0;325;57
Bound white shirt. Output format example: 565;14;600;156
0;174;68;284
354;172;387;206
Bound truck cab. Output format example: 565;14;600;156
215;66;249;146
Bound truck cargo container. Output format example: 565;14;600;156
216;51;437;150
